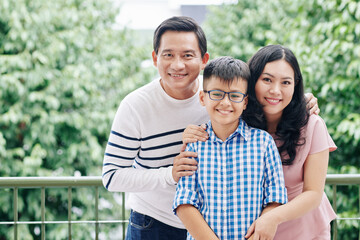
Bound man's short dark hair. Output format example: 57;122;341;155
153;16;207;58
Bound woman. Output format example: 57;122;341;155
182;45;336;239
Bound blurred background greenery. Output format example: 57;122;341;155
0;0;359;239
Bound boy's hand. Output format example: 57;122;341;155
305;92;320;115
183;124;208;144
172;151;198;183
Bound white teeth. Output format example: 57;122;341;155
267;98;280;103
218;110;232;114
172;74;184;77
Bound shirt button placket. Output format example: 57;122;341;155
221;143;228;238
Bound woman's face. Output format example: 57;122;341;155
255;59;295;122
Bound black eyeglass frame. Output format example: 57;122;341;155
203;89;247;103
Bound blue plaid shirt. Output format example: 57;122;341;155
173;119;287;240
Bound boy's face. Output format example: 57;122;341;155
200;77;248;131
152;31;209;100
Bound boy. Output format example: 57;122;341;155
173;56;288;239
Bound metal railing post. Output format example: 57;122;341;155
95;186;99;240
41;187;45;240
68;187;72;240
122;192;126;239
332;184;337;240
13;187;18;240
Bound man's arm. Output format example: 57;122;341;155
102;101;176;192
176;204;219;240
305;93;320;115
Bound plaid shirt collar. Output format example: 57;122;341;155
205;118;249;143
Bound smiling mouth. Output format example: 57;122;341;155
265;98;281;105
217;109;233;115
169;73;187;78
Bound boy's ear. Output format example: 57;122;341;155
243;95;248;110
199;91;206;106
152;51;158;67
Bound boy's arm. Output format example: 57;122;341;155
245;138;288;239
261;202;281;215
176;204;219;240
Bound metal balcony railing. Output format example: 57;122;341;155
0;174;359;240
326;174;360;240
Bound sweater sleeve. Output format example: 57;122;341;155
102;100;175;192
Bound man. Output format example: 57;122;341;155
102;16;210;239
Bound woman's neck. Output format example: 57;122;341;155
265;114;282;134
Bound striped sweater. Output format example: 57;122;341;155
102;77;209;228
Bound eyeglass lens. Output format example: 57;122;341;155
209;90;244;102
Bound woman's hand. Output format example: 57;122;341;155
244;214;279;240
245;203;281;240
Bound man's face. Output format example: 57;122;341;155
152;31;209;100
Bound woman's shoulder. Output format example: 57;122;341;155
304;114;327;132
302;114;337;153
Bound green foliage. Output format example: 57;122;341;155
204;0;359;238
0;0;156;238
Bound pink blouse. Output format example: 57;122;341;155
273;114;337;239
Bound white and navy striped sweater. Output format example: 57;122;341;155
102;77;209;228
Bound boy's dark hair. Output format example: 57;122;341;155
243;44;309;165
153;16;207;58
203;56;250;89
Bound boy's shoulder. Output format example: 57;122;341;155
242;120;274;143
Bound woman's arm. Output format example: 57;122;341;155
176;204;219;240
245;149;329;239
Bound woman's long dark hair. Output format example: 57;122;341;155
243;45;309;165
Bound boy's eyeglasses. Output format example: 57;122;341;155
203;90;247;103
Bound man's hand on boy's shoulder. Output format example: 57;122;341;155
183;124;208;145
172;151;198;183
